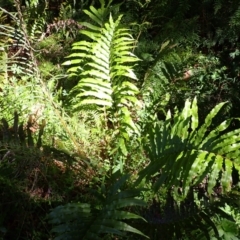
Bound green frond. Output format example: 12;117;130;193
193;102;227;145
64;6;139;111
137;98;240;199
49;174;148;239
63;1;141;157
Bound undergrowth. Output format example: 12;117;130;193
0;0;239;239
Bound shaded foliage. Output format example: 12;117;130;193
0;0;240;239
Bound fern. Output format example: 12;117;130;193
22;0;48;41
63;0;141;159
139;196;220;239
49;174;148;239
213;0;223;15
137;97;240;199
64;10;139;110
0;7;37;77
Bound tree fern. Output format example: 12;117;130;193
49;174;148;239
137;97;240;199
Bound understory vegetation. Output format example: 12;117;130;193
0;0;240;239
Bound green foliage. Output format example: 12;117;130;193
212;203;240;239
49;174;148;239
63;0;141;168
137;97;240;199
64;4;139;109
129;0;240;123
0;0;240;239
0;112;92;239
0;7;43;116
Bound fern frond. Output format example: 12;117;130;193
137;97;240;199
49;174;148;239
64;5;139;110
63;1;141;158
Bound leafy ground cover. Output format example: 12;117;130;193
0;0;239;239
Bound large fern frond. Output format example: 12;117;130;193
63;4;139;110
63;1;141;158
49;174;148;239
137;97;240;199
